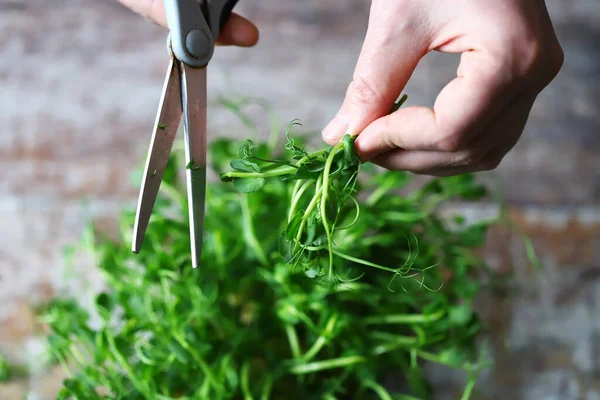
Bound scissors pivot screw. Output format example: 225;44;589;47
186;29;211;60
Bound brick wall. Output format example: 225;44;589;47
0;0;598;398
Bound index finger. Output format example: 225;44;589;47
355;50;521;159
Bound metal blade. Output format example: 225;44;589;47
132;58;183;254
180;63;208;269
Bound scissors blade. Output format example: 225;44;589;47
180;63;208;269
132;58;183;254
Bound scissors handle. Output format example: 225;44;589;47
165;0;239;68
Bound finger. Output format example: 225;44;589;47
321;2;429;145
413;128;524;177
119;0;167;25
356;49;522;160
119;0;259;47
370;91;536;175
216;14;260;47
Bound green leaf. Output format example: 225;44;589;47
305;264;320;279
56;388;71;400
449;304;473;326
186;158;203;171
460;185;488;200
342;134;360;167
454;215;466;225
286;211;304;241
233;178;266;193
436;347;472;368
312;233;327;247
302;212;318;246
295;165;321;180
278;233;294;263
63;379;88;398
304;159;326;173
230;159;261;173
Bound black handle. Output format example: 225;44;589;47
208;0;240;38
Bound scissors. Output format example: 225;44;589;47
132;0;239;268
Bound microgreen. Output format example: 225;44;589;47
40;97;537;399
221;98;424;287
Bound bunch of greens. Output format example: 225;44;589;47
42;100;518;399
220;95;427;287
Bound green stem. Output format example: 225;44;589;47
159;182;184;207
260;375;273;400
288;179;315;222
53;351;73;379
382;211;427;223
222;149;331;181
302;313;337;362
415;349;467;369
365;182;393;206
460;376;477;400
172;332;221;392
296;149;330;165
289;355;365;375
321;142;345;280
222;165;296;180
294;176;323;248
369;332;421;355
491;217;541;269
241;362;254;400
363;380;393;400
240;194;269;266
364;309;445;325
331;249;398;274
290;179;302;209
285;324;302;359
105;332;152;397
214;231;225;265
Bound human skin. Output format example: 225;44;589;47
117;0;260;47
119;0;564;177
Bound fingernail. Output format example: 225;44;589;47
322;112;349;142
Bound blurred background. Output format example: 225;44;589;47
0;0;598;398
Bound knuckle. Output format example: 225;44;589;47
380;116;401;149
454;151;481;168
512;36;564;83
347;76;382;107
435;133;467;153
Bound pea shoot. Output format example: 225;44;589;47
221;96;423;287
39;98;538;400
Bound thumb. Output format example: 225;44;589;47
321;3;428;145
